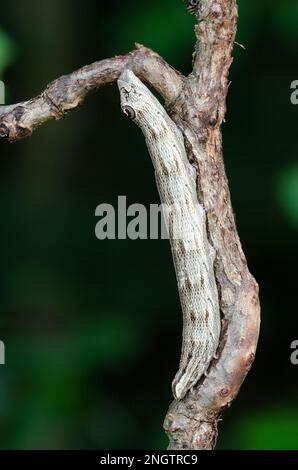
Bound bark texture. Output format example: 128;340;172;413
163;0;260;450
0;45;183;142
0;0;260;450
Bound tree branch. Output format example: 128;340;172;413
0;0;260;451
0;44;184;142
163;0;260;450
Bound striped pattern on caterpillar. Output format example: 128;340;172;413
118;70;221;400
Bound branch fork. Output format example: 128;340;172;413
0;0;260;450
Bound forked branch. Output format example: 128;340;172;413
0;44;184;142
163;0;260;450
0;0;260;451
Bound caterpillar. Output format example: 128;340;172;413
118;70;221;400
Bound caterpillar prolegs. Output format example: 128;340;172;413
118;70;221;400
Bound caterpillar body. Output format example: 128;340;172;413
118;70;221;400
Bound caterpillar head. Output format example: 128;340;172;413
118;69;164;130
185;0;199;15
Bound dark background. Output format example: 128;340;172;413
0;0;297;450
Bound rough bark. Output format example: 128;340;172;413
0;44;183;142
163;0;260;450
0;0;260;450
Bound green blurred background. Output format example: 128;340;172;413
0;0;297;450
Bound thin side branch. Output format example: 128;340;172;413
0;44;184;142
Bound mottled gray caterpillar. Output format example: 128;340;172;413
118;70;221;400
